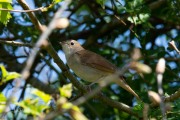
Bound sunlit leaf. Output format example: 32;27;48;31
62;102;73;109
127;13;150;25
70;106;88;120
0;2;13;25
0;65;21;85
61;102;88;120
16;98;49;116
133;103;143;111
5;72;21;81
0;93;6;113
59;83;72;98
96;0;105;9
32;89;52;103
0;65;8;79
53;0;63;4
0;0;12;3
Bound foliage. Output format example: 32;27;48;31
0;93;6;113
0;64;21;85
0;0;180;119
1;84;87;119
0;0;12;25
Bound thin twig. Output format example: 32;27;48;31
0;40;33;47
165;88;180;102
17;0;43;31
0;7;44;12
21;0;72;80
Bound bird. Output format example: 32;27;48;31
60;40;140;100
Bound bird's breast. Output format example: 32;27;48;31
67;54;109;83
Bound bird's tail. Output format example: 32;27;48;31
114;76;141;101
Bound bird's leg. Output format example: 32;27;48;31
85;77;104;92
86;82;96;92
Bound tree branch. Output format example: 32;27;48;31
17;0;43;31
14;0;139;117
150;88;180;107
165;88;180;102
0;7;44;12
0;40;32;47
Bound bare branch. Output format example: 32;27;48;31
21;0;72;80
0;7;44;12
0;40;33;47
150;88;180;108
17;0;43;31
165;88;180;102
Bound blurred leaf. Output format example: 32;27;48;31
59;83;72;98
0;0;12;3
16;98;49;116
62;102;88;120
32;89;52;103
0;65;21;85
96;0;105;9
133;103;143;111
70;106;88;120
53;0;63;4
0;2;13;25
0;93;6;113
128;13;150;25
5;72;21;81
0;65;8;79
62;102;73;109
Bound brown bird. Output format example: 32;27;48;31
60;40;140;100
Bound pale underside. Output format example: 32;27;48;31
67;50;117;82
67;49;141;100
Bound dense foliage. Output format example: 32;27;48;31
0;0;180;119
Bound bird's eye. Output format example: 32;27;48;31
71;42;74;45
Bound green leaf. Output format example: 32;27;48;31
32;89;52;103
0;93;6;113
71;105;88;120
127;13;150;25
0;65;21;85
96;0;105;9
5;72;21;81
0;65;8;79
53;0;63;4
59;83;72;98
133;102;143;111
0;0;12;3
16;98;49;116
0;2;13;25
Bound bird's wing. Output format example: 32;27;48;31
75;50;117;73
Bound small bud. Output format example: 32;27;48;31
131;48;141;61
130;61;152;74
156;58;166;74
148;91;161;105
56;18;69;29
169;40;180;54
